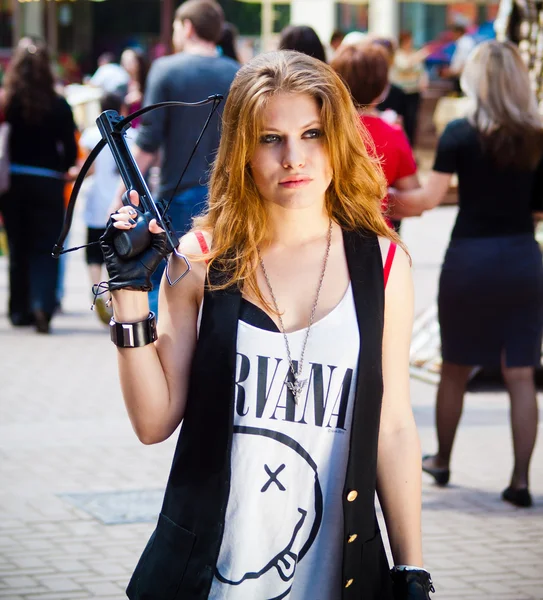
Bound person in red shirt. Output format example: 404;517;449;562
331;42;422;225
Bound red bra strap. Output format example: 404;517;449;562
194;230;209;256
383;242;397;289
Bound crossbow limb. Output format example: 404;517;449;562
52;95;223;262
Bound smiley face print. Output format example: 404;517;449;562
211;427;323;600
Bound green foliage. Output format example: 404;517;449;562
275;5;290;32
218;1;291;36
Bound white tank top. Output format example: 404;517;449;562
209;283;359;600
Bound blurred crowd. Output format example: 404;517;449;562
0;3;522;335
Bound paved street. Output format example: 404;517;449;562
1;206;542;600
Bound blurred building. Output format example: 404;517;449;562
225;1;502;54
2;1;93;59
295;1;500;47
1;0;169;78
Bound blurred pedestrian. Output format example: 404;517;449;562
371;37;416;234
390;31;430;146
103;50;435;600
440;23;476;93
340;31;367;47
115;0;239;316
278;25;327;63
120;47;149;121
330;29;345;53
0;37;77;333
373;38;409;131
218;21;241;63
331;42;422;227
392;41;543;507
80;92;133;325
89;51;130;98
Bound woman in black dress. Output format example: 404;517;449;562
393;40;543;507
0;37;77;333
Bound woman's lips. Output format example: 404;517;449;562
279;178;311;188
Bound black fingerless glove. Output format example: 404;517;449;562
99;215;176;292
391;567;435;600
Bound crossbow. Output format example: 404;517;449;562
52;94;223;285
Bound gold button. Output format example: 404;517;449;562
348;534;358;543
345;579;354;588
347;490;358;502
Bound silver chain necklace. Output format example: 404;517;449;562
258;219;333;404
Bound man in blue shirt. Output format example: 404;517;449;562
117;0;239;315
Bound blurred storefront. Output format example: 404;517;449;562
3;1;93;54
243;1;501;56
1;0;93;80
1;0;168;80
402;2;499;45
333;1;500;45
0;0;506;82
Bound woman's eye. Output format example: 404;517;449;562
260;134;281;144
303;129;323;139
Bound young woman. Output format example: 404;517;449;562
0;37;77;333
120;47;149;126
392;40;543;508
330;42;422;227
102;51;434;599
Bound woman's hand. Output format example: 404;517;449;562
388;186;425;218
389;171;454;218
65;165;80;182
100;191;175;292
391;568;435;599
110;190;164;235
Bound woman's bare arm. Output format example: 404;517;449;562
390;170;453;218
388;173;422;219
376;240;424;566
112;232;207;445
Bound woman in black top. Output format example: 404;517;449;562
393;40;543;507
0;37;77;333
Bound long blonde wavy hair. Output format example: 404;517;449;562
192;50;398;304
461;40;543;169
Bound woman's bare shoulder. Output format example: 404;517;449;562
377;236;410;272
178;229;212;258
377;235;402;256
167;230;213;296
377;236;390;258
376;238;412;315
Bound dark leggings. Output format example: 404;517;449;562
435;360;538;490
402;92;421;148
0;175;65;322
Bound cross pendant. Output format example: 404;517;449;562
286;374;307;404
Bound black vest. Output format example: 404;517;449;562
126;229;394;600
